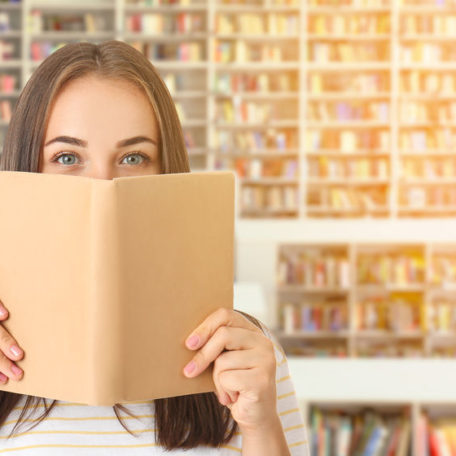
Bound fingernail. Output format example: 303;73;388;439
10;345;21;357
11;364;22;376
184;361;196;375
186;334;199;349
0;308;7;317
0;372;7;382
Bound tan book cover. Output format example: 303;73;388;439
0;170;235;406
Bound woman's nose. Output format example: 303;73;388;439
85;165;115;180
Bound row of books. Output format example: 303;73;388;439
401;43;456;64
309;0;388;4
308;187;387;211
240;185;298;212
28;11;109;33
357;340;423;357
0;99;11;121
308;101;389;122
0;40;14;61
399;102;456;124
400;71;456;94
214;40;294;63
281;302;348;333
279;337;348;357
0;73;15;93
401;158;456;179
214;72;297;93
216;13;299;35
277;252;350;287
125;13;204;34
214;129;297;151
308;72;389;94
357;254;425;285
428;299;456;332
401;15;456;35
216;99;279;123
401;0;456;5
306;130;390;152
399;129;456;151
128;40;204;61
308;14;390;35
216;157;298;179
308;157;389;180
399;187;456;208
354;296;423;332
0;12;11;33
309;43;389;63
125;0;192;5
418;412;456;456
430;257;456;285
30;41;68;62
309;407;411;456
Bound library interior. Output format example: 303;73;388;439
2;0;456;454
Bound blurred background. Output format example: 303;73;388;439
2;0;456;453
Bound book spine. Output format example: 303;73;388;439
87;180;123;405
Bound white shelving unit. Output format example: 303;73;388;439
4;0;456;219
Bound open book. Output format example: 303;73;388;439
0;170;235;406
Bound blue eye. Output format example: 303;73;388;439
51;152;151;166
121;153;150;165
53;153;79;165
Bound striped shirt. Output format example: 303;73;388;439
0;327;310;455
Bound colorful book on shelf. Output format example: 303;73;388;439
0;170;234;406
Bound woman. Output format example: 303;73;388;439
0;40;308;455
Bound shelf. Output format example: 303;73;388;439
240;177;299;185
307;92;390;100
30;31;115;40
307;178;389;185
6;0;456;222
215;33;299;41
123;32;208;41
278;285;349;294
307;34;390;41
124;5;208;13
278;330;350;339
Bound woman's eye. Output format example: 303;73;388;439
121;153;150;165
53;153;79;165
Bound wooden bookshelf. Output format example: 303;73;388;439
300;399;456;456
276;241;456;358
2;0;456;219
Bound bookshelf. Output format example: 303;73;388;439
2;0;456;218
301;399;456;455
276;241;456;358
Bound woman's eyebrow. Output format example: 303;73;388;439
44;136;87;147
44;135;157;148
116;136;157;147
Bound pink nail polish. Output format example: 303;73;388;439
186;334;199;348
11;364;22;376
184;361;196;375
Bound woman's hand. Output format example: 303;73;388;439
0;299;24;383
183;308;278;434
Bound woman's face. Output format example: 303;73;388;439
39;74;161;179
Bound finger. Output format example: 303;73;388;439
219;368;276;403
213;351;256;406
0;351;23;381
0;300;9;320
183;327;261;378
185;308;262;351
0;323;24;363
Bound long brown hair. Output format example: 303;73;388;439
0;40;262;450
